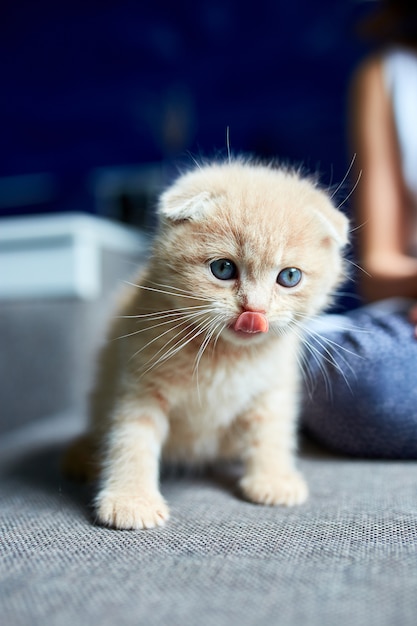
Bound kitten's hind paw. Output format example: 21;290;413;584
240;471;308;507
95;490;170;530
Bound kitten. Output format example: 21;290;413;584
64;159;348;530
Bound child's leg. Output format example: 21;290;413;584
301;298;417;459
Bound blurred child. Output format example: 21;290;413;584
301;0;417;458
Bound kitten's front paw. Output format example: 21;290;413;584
240;471;308;507
95;490;170;530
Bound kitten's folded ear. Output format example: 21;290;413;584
159;188;217;223
313;199;350;248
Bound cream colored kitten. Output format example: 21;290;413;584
64;159;348;530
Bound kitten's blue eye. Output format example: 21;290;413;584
277;267;302;288
210;259;238;280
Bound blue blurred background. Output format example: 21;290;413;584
0;0;374;225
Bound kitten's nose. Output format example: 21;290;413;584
234;311;269;334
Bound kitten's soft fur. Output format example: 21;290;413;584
64;159;348;530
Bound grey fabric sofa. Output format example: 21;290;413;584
2;215;417;626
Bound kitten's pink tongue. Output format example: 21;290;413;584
234;311;269;334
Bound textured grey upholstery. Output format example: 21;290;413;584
2;413;417;626
2;216;416;625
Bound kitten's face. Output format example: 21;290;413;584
153;162;348;347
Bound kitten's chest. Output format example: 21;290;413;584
163;349;277;461
186;358;269;422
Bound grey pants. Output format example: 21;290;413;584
301;299;417;459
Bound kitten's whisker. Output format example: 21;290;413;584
138;321;202;375
292;328;335;401
295;311;370;335
193;315;225;401
117;304;217;320
305;344;334;401
129;313;208;363
270;324;328;400
124;281;214;302
116;309;217;341
329;153;356;200
291;323;354;395
140;311;215;368
340;270;356;284
307;340;353;394
291;313;367;395
349;219;369;234
296;349;316;401
204;319;228;367
164;316;215;363
193;314;225;376
304;326;364;362
212;321;227;351
146;280;214;302
345;258;371;278
226;126;232;164
185;151;202;170
141;315;215;377
292;338;317;401
336;168;362;211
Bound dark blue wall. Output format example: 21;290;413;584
0;0;373;217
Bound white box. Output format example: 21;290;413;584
0;213;149;433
